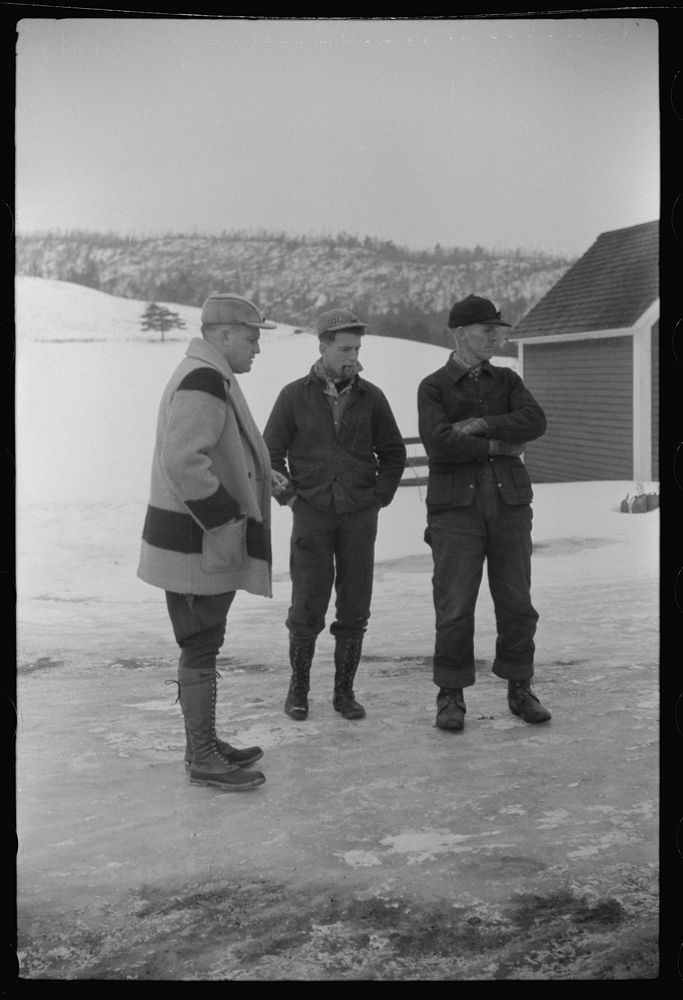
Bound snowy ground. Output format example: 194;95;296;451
14;278;660;980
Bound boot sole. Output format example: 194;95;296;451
508;704;552;723
190;774;266;791
285;709;308;720
184;753;263;769
333;707;366;719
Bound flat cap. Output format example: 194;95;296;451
201;293;276;329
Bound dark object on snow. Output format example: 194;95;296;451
620;491;659;513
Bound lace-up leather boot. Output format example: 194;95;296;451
507;679;552;723
435;687;466;731
184;724;263;770
178;667;266;790
333;634;366;719
284;636;315;719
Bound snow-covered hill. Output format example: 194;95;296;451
15;276;656;642
15;231;573;331
15;276;517;503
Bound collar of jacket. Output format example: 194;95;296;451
304;364;368;392
445;353;493;384
185;336;236;385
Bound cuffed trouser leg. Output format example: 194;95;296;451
428;507;485;690
486;503;538;681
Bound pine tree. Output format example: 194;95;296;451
140;303;187;342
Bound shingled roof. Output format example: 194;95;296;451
509;219;659;339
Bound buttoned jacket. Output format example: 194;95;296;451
417;357;547;511
264;368;406;513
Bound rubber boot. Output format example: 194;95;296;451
178;667;266;790
284;636;315;720
333;633;366;719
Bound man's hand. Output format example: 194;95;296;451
270;470;290;496
451;417;489;436
489;439;525;457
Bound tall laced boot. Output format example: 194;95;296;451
507;679;552;723
284;636;315;720
333;633;366;720
178;667;266;790
183;721;263;771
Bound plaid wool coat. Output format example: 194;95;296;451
137;337;272;597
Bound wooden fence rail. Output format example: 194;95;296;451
400;436;428;487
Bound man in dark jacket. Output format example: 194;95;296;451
263;308;406;722
417;294;551;733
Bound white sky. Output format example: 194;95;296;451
15;16;660;258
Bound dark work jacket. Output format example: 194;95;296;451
263;368;407;513
417;357;547;511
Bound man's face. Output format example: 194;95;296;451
220;325;261;373
456;323;504;365
319;331;362;380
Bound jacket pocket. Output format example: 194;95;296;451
426;472;475;508
292;464;320;490
202;518;248;573
426;473;453;507
509;465;534;503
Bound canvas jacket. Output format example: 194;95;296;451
137;337;272;597
417;356;547;511
263;367;406;513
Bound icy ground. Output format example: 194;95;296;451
14;278;660;980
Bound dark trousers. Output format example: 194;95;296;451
165;591;236;671
286;500;379;640
428;464;538;689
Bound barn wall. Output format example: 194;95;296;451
521;336;633;482
651;321;659;481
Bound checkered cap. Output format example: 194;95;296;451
316;309;368;337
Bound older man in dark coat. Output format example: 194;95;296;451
418;294;552;733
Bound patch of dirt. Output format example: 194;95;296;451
17;876;658;981
108;658;171;670
17;656;65;674
215;658;273;674
532;537;616;556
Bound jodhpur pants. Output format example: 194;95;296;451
286;499;379;641
427;465;538;689
165;591;236;671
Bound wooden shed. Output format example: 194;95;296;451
508;219;659;483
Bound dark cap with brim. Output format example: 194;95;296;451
448;294;511;329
